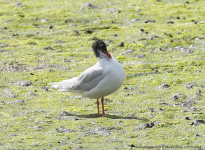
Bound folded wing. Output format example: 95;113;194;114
49;66;104;93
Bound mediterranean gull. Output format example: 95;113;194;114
49;40;125;117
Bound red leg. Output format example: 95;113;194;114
101;97;105;115
97;98;101;117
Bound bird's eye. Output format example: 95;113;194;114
99;44;103;47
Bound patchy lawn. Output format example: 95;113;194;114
0;0;205;149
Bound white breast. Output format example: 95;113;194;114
82;57;125;99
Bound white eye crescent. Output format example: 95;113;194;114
99;44;103;47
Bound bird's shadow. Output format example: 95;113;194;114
74;113;149;121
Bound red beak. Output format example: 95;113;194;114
103;51;112;59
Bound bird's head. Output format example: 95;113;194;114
92;40;112;59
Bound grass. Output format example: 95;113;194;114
1;0;205;149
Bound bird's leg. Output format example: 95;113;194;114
101;97;105;115
97;98;101;117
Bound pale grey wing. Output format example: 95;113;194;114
72;66;105;91
55;66;104;92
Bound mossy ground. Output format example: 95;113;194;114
1;0;205;149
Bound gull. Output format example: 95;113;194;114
49;40;125;117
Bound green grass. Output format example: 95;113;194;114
1;0;205;149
